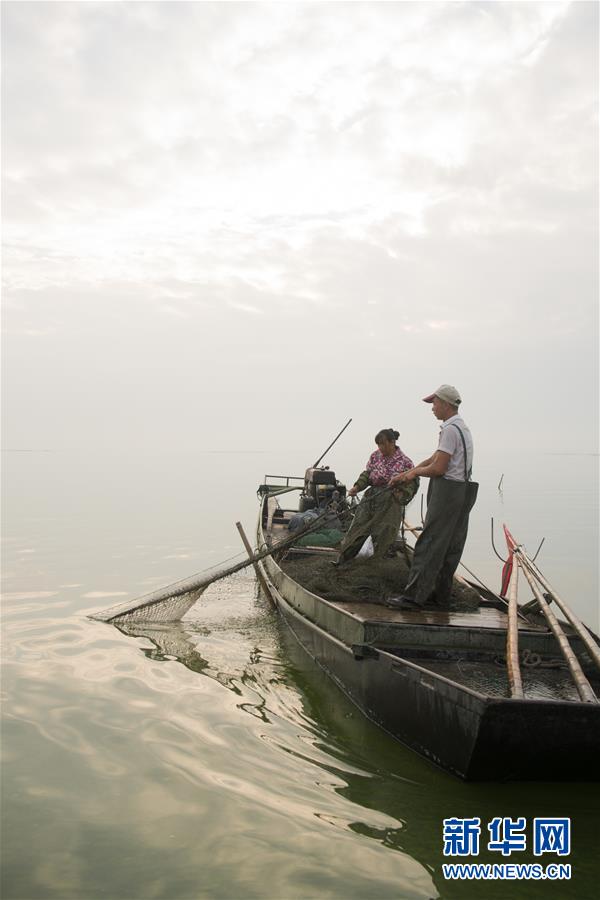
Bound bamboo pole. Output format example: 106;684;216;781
517;551;600;672
236;521;276;607
516;556;598;704
506;554;524;699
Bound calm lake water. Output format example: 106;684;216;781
2;447;599;900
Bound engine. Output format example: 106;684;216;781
298;466;346;512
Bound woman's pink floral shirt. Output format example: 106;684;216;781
366;447;414;486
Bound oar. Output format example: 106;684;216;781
516;551;600;672
505;550;524;698
504;528;598;704
91;505;337;625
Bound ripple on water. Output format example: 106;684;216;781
0;585;489;899
1;597;442;900
1;601;72;631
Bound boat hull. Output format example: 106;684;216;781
263;567;600;780
257;500;600;780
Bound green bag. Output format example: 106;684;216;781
296;528;345;548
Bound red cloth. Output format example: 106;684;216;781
500;555;513;598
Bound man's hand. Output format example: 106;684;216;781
389;469;417;485
348;485;358;497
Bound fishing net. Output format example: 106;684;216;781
89;553;250;624
420;658;600;702
90;490;479;625
281;552;481;610
92;586;208;625
90;504;341;625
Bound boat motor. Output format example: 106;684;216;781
298;466;346;512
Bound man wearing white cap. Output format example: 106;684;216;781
387;385;478;609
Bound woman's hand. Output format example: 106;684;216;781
348;485;358;497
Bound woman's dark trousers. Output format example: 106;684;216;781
338;488;404;562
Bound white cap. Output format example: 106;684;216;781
422;384;462;406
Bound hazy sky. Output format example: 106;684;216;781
2;1;598;457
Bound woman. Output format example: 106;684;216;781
336;428;419;564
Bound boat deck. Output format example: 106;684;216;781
261;506;591;658
416;657;597;702
266;508;509;618
328;601;548;631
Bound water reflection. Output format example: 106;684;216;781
110;614;600;896
278;623;600;900
2;444;598;899
3;598;599;900
116;623;212;673
107;617;436;897
115;622;267;712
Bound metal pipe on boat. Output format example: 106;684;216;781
517;552;600;672
259;476;304;497
515;556;598;704
506;555;524;699
313;418;352;468
260;486;303;498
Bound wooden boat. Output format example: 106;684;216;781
255;477;600;781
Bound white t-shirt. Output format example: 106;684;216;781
438;415;474;482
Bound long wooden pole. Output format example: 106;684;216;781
506;554;524;698
516;556;597;703
236;521;276;607
517;551;600;672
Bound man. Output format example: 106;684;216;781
386;384;477;609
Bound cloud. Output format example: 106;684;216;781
3;2;587;247
1;1;597;452
228;301;264;316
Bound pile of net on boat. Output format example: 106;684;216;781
280;552;480;611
